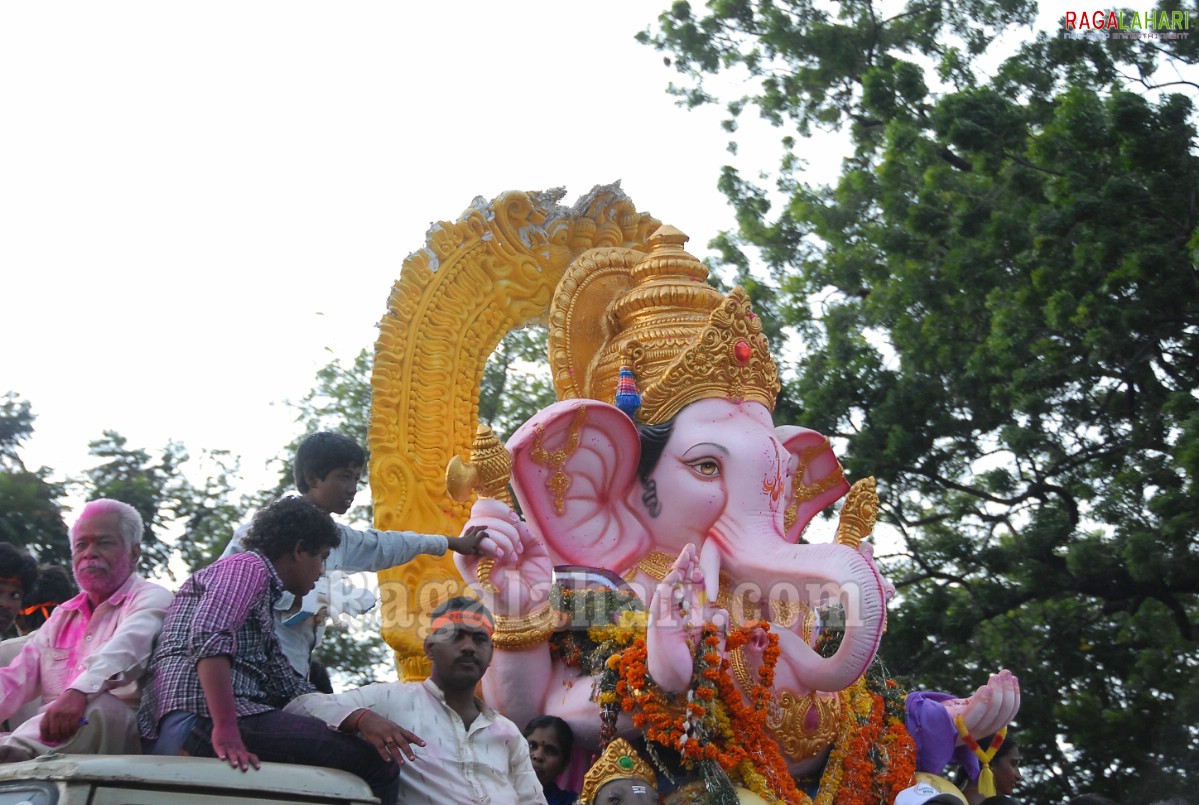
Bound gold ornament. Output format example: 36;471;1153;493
632;552;809;638
547;247;643;400
580;738;657;804
445;424;514;595
445;424;514;506
622;550;676;582
637;285;780;425
784;495;799;534
834;476;879;550
548;226;781;425
795;437;848;501
765;690;842;762
372;186;659;680
529;406;588;516
729;645;754;691
472;558;498;596
491;603;559;650
770;598;799;630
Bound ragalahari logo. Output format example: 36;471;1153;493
1062;8;1192;39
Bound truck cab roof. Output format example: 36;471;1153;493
0;753;379;804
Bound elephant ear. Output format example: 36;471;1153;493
508;399;650;568
777;425;850;543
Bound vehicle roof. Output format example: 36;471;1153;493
0;754;377;801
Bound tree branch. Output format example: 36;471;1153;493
937;146;973;172
1003;152;1066;177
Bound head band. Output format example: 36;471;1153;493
19;603;60;618
0;576;24;586
430;610;494;636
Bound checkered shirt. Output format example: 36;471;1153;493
138;551;314;738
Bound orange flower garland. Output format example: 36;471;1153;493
608;620;804;803
588;602;918;805
710;623;802;803
811;674;917;805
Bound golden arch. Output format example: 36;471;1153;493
369;184;660;679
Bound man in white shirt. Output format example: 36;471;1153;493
0;499;174;762
285;597;546;805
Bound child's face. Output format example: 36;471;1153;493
306;463;362;515
526;726;568;786
277;546;332;597
0;579;24;633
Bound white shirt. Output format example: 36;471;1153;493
222;519;448;674
0;634;39;728
285;678;547;805
0;574;174;722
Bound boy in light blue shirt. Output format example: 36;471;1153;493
222;432;491;676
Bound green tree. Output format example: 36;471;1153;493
478;326;558;442
78;431;191;578
0;393;70;565
170;449;250;574
641;2;1198;800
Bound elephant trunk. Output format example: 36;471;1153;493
702;519;887;694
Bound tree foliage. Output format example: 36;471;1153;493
0;392;258;581
641;1;1198;800
170;449;250;574
478;326;559;442
79;431;194;579
0;393;70;565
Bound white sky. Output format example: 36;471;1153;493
4;2;1150;517
2;1;819;506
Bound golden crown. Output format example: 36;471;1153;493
580;738;657;804
548;226;781;425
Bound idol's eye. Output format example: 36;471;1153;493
686;458;721;477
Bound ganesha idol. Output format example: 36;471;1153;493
368;187;1017;799
452;223;890;775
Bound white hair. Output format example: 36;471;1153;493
71;499;144;549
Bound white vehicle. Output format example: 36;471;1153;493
0;754;378;805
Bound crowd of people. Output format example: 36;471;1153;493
0;432;1150;804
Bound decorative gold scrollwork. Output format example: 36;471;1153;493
765;690;842;763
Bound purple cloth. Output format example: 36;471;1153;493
905;691;980;781
138;551;313;738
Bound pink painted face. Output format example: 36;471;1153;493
644;399;786;548
72;512;139;604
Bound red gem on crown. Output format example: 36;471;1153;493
734;339;752;364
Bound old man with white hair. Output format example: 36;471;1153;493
0;499;173;762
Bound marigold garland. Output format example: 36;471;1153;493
571;588;917;805
601;619;804;803
809;667;916;805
